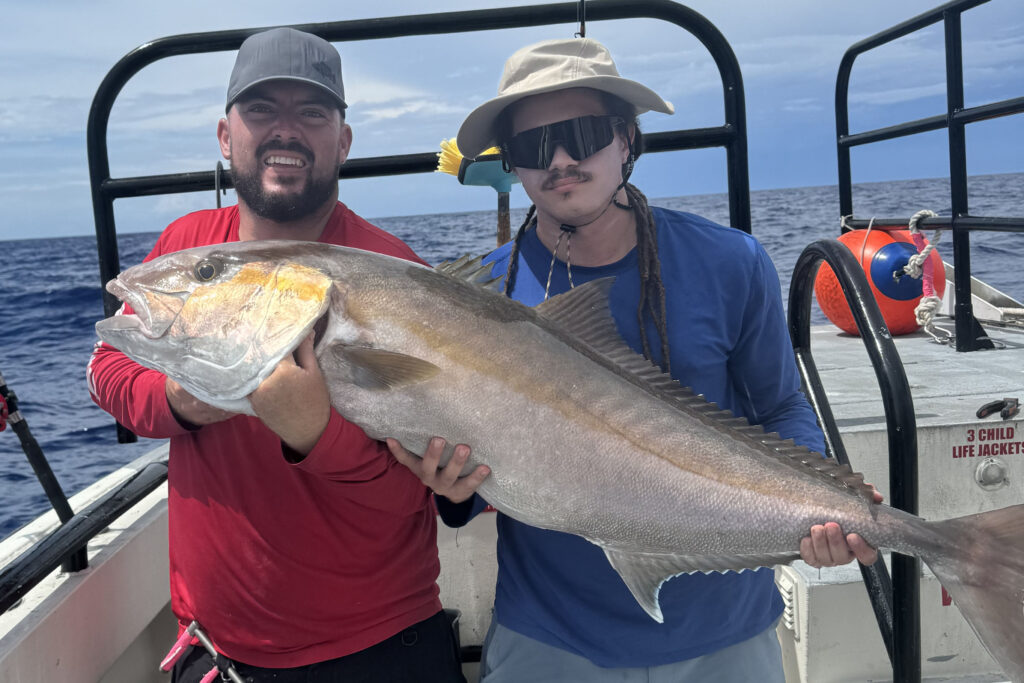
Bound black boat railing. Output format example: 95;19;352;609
788;240;920;683
5;4;985;680
89;0;751;447
88;0;751;322
0;457;169;614
835;0;1024;352
6;0;753;631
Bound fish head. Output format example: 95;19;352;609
96;241;335;404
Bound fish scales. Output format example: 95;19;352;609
340;264;878;554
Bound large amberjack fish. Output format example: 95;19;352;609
96;240;1024;680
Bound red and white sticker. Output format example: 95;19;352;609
952;426;1022;459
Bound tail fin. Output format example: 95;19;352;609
924;504;1024;682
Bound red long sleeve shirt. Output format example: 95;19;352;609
88;203;442;667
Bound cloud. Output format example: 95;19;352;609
0;95;92;138
445;65;487;80
781;98;823;113
346;77;432;106
4;0;1020;241
112;101;225;134
0;179;89;194
356;99;466;124
850;82;947;106
740;33;871;83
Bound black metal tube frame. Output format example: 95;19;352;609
9;5;935;675
0;459;169;614
841;216;1024;233
835;0;1024;352
789;239;920;682
0;0;751;620
87;0;750;447
88;0;750;320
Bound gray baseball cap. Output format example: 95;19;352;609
226;28;347;113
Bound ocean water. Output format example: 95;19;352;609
1;173;1021;538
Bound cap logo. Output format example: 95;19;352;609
312;61;336;84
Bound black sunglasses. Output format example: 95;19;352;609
503;115;625;170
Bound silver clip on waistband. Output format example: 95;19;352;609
159;620;246;683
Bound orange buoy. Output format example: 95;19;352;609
814;229;945;336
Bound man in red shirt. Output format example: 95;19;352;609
88;27;464;683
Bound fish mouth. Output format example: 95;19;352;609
96;312;147;335
102;276;184;339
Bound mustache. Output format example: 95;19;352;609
257;140;314;165
542;167;590;190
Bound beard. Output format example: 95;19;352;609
230;141;340;223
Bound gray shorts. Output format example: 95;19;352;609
479;620;784;683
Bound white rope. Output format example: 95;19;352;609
858;216;876;266
903;209;954;344
903;209;940;278
915;295;953;344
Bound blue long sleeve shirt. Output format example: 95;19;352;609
437;207;825;667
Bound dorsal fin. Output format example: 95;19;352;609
436;252;505;293
532;279;877;502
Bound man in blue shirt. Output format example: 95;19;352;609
391;37;878;682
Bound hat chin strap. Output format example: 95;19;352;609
613;154;635;210
556;164;631;233
559;148;635;231
543;154;634;300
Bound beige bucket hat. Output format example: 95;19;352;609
456;37;674;158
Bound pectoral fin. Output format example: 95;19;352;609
600;545;800;623
339;346;441;390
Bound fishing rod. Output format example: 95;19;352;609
0;369;87;572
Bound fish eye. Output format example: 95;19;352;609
194;258;222;282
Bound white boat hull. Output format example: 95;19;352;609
2;320;1022;682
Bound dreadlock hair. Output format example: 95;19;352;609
625;182;671;374
498;89;671;374
501;205;535;301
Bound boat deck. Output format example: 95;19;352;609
813;320;1024;436
777;317;1023;683
810;317;1024;520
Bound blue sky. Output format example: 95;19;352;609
2;0;1021;240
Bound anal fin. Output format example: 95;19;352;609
600;545;800;623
